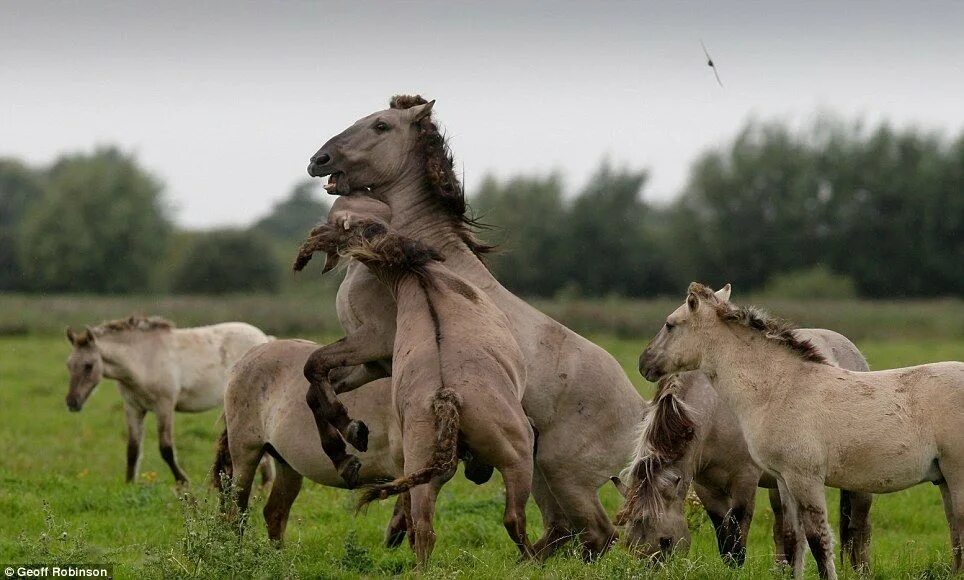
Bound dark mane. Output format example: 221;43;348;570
93;315;175;336
615;375;696;525
389;94;495;258
294;218;444;284
719;305;828;365
687;282;830;365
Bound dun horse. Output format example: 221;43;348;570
295;215;535;567
640;283;964;579
65;316;272;484
617;293;873;569
303;95;644;558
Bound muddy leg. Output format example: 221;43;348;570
384;493;410;549
938;479;963;574
263;462;303;546
775;479;806;578
123;401;146;483
839;489;872;572
156;403;189;484
531;467;573;561
785;475;837;580
304;335;392;452
305;384;361;488
723;475;758;567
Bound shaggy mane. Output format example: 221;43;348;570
93;315;175;336
615;375;696;525
294;218;443;284
389;94;494;258
688;283;829;365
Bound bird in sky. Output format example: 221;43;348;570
701;39;723;87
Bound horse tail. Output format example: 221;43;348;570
358;386;461;509
211;425;233;491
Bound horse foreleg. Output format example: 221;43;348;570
156;403;189;484
784;475;837;580
774;479;806;578
939;477;964;574
303;333;392;452
122;399;146;483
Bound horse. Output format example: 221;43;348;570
616;297;873;569
639;283;964;579
295;214;534;567
302;95;645;558
65;316;273;484
213;339;408;547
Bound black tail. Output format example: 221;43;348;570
211;427;232;492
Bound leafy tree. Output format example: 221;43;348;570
473;173;569;296
18;148;172;293
0;159;46;290
561;161;666;297
170;228;282;295
254;180;330;242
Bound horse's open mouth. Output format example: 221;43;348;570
324;172;353;195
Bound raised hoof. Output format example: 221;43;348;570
338;456;362;489
463;454;494;485
345;420;369;452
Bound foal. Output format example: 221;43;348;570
640;283;964;579
296;217;534;567
616;323;873;569
65;316;271;483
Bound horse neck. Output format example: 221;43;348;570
698;326;812;414
95;332;164;384
375;177;496;287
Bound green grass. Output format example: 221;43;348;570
1;334;961;578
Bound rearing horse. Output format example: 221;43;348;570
301;95;646;559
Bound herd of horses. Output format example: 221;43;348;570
62;95;963;579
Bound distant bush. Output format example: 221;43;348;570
170;229;282;295
762;265;858;300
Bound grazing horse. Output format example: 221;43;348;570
302;95;644;559
65;316;272;484
639;283;964;579
296;215;534;567
616;301;873;569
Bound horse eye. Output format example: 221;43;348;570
665;322;675;331
373;122;390;132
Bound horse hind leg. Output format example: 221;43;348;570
839;489;872;572
500;457;535;560
409;480;443;568
384;493;410;549
531;466;574;561
263;461;303;546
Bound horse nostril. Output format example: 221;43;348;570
659;537;673;552
312;153;331;166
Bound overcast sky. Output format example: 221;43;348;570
3;1;963;228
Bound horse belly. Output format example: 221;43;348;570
825;437;936;493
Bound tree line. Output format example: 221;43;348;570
1;116;961;298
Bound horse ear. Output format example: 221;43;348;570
687;291;700;312
84;326;97;344
610;476;629;498
408;100;435;123
66;327;76;345
715;283;731;302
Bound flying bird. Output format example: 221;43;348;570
701;39;723;87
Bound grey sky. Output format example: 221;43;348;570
3;1;963;228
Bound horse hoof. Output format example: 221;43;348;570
338;456;362;488
346;420;369;452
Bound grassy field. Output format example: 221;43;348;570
1;331;962;579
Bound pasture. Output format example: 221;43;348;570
1;323;962;578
